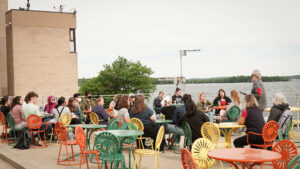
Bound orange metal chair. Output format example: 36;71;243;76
247;121;279;149
181;148;197;169
75;126;100;169
27;114;48;147
55;122;78;166
272;140;298;169
0;112;9;143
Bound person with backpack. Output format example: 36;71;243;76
50;97;71;124
267;93;290;122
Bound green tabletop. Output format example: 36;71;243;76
40;114;53;118
171;103;184;107
155;120;172;124
68;124;107;129
94;129;144;138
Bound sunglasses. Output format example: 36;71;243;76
51;99;55;101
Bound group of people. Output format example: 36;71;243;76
0;69;293;149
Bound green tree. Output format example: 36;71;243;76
79;56;156;95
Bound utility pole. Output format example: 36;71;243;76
178;49;201;85
27;0;30;10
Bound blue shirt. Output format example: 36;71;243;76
129;107;154;125
92;104;109;125
173;105;186;124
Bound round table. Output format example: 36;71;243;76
212;106;227;110
208;148;281;169
94;129;143;139
214;122;245;148
171;103;184;107
39;114;53;118
155;120;172;124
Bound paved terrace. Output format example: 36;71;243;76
0;127;300;169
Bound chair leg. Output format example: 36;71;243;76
138;156;143;169
43;131;47;147
133;154;138;169
85;154;89;169
71;145;74;161
49;129;54;144
57;143;62;164
154;154;157;169
94;152;101;169
220;160;224;169
65;144;70;164
157;154;161;169
79;154;83;169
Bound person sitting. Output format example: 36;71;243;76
109;94;121;110
115;95;130;124
68;97;81;124
0;96;11;123
233;94;265;148
81;91;95;112
10;96;26;129
161;96;176;120
51;97;71;124
172;88;183;104
213;89;232;116
153;91;164;115
178;94;210;143
92;97;109;125
129;94;164;151
267;93;290;122
44;96;57;114
73;93;82;111
222;90;242;120
196;92;213;122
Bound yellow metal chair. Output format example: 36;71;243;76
90;112;104;125
133;126;164;169
50;113;71;144
191;138;215;169
201;122;225;169
129;118;153;149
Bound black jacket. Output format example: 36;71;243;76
267;103;290;122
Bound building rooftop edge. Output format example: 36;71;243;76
5;9;76;15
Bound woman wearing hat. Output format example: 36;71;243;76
251;69;267;110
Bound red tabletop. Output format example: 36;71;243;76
208;148;281;163
212;106;227;110
83;110;91;114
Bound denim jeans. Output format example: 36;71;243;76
205;111;214;122
167;124;185;142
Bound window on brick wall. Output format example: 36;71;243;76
69;28;76;53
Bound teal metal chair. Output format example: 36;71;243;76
119;123;138;168
278;117;293;141
182;121;192;150
108;118;119;130
287;154;300;169
227;106;241;122
6;113;23;145
79;111;85;124
93;131;125;169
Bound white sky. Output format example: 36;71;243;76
8;0;300;78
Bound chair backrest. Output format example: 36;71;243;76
58;113;71;126
75;126;86;151
93;131;120;156
108;119;119;130
27;114;42;129
181;148;197;169
6;113;16;129
201;122;220;147
79;111;85;124
273;140;298;169
227;106;241;121
191;138;215;168
284;117;293;139
0;112;7;126
119;123;138;144
262;121;279;146
155;126;165;151
55;122;68;141
129;118;144;132
90;112;100;125
287;154;300;169
182;121;193;147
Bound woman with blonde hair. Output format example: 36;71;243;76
233;94;265;148
267;93;289;122
221;90;242;120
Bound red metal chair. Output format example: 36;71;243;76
0;112;9;143
75;126;100;169
181;148;197;169
272;140;298;169
27;114;48;147
55;122;79;166
247;121;279;149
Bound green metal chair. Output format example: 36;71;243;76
278;117;293;141
79;111;85;124
287;154;300;169
119;123;138;168
108;118;119;130
6;113;23;145
227;106;241;122
182;121;192;150
93;131;125;169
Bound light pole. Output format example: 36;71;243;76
179;49;201;84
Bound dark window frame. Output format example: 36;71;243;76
69;28;76;53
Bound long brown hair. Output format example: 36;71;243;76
244;94;258;109
117;95;129;110
67;97;76;112
230;90;241;105
132;95;146;114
